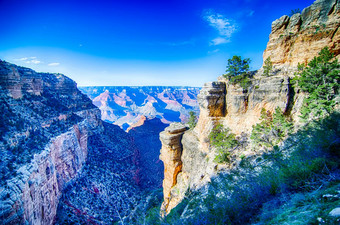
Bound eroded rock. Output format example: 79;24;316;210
263;0;340;67
159;123;188;216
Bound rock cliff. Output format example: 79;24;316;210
0;60;102;224
159;0;338;217
263;0;340;69
0;59;157;224
159;74;296;215
0;60;165;224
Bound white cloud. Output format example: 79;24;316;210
204;11;237;45
211;37;229;45
15;56;41;64
48;62;60;66
30;59;41;64
208;49;220;54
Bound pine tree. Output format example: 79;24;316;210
263;57;273;77
188;111;197;129
225;55;251;77
297;47;340;119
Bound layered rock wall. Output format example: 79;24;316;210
263;0;340;68
1;110;101;225
160;74;294;215
160;0;339;218
0;60;102;224
220;75;291;135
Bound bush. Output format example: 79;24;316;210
187;111;197;129
263;57;273;77
168;113;340;225
209;124;238;163
250;107;293;149
289;8;301;16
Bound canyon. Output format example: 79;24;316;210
0;0;339;224
79;86;200;131
0;61;162;224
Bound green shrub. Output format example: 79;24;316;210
209;124;238;163
289;8;301;16
187;111;197;129
250;107;293;149
166;111;339;225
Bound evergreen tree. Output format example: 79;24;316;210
209;124;238;163
251;107;293;149
297;47;340;119
224;56;252;89
188;111;197;129
225;55;251;77
263;57;273;77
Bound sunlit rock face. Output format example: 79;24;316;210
263;0;340;69
159;0;339;216
79;86;200;130
159;123;188;216
159;74;294;215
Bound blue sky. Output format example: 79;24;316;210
0;0;314;86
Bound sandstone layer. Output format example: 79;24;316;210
263;0;340;68
159;73;296;215
159;123;187;216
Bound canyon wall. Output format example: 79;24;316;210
263;0;340;69
159;74;295;215
159;0;340;216
0;60;102;224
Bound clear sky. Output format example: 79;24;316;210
0;0;314;87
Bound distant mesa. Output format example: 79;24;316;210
79;86;201;131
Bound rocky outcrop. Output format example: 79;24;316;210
160;74;293;215
159;123;187;216
219;75;291;135
263;0;340;68
55;121;142;224
1;113;101;225
21;120;93;224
